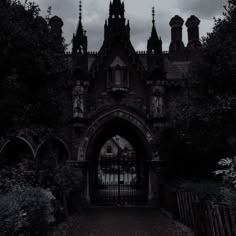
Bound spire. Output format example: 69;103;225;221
113;0;122;6
147;6;163;70
109;0;125;19
77;0;83;35
105;0;127;39
72;0;87;56
152;6;155;25
151;7;158;39
79;0;82;21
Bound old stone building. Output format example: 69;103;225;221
1;0;223;206
69;0;203;205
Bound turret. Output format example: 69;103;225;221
104;0;130;40
109;0;125;19
169;15;185;53
72;0;88;70
186;15;201;49
49;16;64;52
147;7;163;71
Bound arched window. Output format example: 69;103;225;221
114;69;122;85
106;67;130;91
106;56;130;92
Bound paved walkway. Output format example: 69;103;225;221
56;208;194;236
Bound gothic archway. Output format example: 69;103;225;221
84;110;154;205
0;137;35;166
36;137;70;168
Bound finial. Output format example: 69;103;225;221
152;7;155;24
79;0;82;22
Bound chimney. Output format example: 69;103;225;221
169;15;184;43
169;15;185;54
186;15;201;49
49;16;63;38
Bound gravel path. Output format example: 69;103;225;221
53;208;194;236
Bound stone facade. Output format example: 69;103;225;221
0;0;203;205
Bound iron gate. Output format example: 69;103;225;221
93;152;146;205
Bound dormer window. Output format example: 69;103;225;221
106;56;130;92
115;69;122;85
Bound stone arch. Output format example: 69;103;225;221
36;137;70;167
0;136;35;166
78;109;154;161
79;109;155;204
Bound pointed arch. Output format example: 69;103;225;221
78;108;154;161
36;137;70;167
0;136;35;166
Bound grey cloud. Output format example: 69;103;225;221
176;0;227;20
128;9;175;51
23;0;225;51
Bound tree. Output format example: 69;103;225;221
168;0;236;179
0;0;69;132
201;0;236;93
214;157;236;189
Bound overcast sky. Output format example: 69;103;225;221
27;0;226;51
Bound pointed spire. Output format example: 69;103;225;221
109;0;125;19
113;0;122;5
79;0;82;22
78;0;83;30
152;6;155;25
147;6;162;58
76;0;84;37
73;0;87;56
151;7;158;39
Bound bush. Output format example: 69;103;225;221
168;178;236;208
0;186;55;235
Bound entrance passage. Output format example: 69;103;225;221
93;136;146;205
63;208;194;236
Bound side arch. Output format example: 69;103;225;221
0;136;35;165
36;137;70;166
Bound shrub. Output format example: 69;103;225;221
168;178;236;208
0;186;55;235
214;156;236;189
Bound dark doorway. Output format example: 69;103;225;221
94;135;144;205
87;118;149;206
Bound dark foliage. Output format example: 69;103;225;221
0;0;69;131
166;0;236;179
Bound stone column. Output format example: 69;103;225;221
148;155;166;207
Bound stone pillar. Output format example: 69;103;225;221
70;160;91;208
148;153;164;207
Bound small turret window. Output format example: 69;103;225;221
106;57;130;92
106;68;130;91
115;69;122;85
